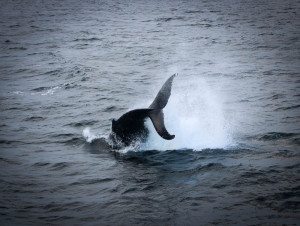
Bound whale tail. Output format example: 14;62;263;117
148;109;175;140
148;73;176;140
112;74;176;143
149;73;176;109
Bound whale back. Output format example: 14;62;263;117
112;109;152;145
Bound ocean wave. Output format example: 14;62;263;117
49;162;74;171
155;16;185;22
73;37;103;42
275;105;300;111
0;157;20;165
32;162;51;167
59;137;85;146
251;186;300;211
66;120;99;127
24;116;46;122
28;85;62;96
70;178;114;186
256;132;298;141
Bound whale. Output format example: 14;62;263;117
110;74;176;146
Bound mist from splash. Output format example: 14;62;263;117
141;74;234;151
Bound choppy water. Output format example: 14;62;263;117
0;0;299;225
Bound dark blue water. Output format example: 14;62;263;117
0;0;299;225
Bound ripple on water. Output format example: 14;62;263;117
70;178;115;186
32;162;51;167
252;186;300;212
49;162;74;171
0;157;20;165
65;119;99;127
275;104;300;111
31;86;52;92
253;132;299;141
73;37;103;42
58;137;85;146
24;116;46;122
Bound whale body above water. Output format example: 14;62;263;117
110;74;176;146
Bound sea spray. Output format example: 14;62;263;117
142;76;233;151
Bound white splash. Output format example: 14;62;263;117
82;127;101;143
142;76;233;151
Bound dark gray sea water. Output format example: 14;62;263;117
0;0;299;225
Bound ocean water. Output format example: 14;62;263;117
0;0;299;225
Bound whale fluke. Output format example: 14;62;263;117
149;109;175;140
149;73;176;109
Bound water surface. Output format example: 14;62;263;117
0;0;299;225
